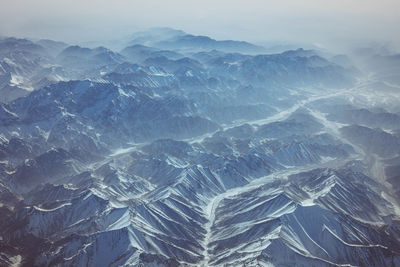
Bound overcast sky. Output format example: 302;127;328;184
1;0;399;52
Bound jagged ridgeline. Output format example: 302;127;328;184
1;28;400;266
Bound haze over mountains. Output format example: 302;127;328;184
1;27;400;266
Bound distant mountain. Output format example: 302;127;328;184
57;45;125;70
0;37;46;56
36;39;68;56
154;34;266;54
120;44;184;63
128;27;186;46
127;27;266;54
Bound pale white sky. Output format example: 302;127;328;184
1;0;399;51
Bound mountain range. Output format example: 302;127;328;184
1;27;400;266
